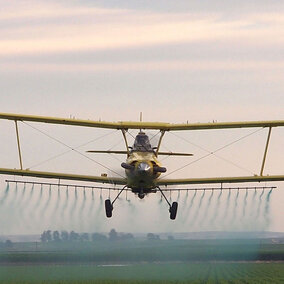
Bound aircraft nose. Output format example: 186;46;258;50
137;162;151;173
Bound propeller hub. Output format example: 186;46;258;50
137;162;151;174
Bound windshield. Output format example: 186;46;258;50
132;132;152;152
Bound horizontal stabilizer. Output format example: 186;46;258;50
87;150;193;156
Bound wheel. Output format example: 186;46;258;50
105;199;113;218
170;202;178;220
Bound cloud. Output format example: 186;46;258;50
0;1;284;58
64;0;284;15
2;60;284;74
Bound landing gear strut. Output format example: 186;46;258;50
156;186;178;220
105;186;127;218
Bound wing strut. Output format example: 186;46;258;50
15;121;23;170
260;127;272;176
121;129;130;157
155;130;165;156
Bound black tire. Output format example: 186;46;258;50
105;199;113;218
170;202;178;220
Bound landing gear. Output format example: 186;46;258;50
105;186;127;218
105;199;113;218
169;202;178;220
156;186;178;220
138;190;145;199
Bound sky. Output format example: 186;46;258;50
0;0;283;234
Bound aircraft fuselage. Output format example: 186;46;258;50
121;132;166;198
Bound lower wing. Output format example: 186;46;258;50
156;175;284;186
0;168;127;185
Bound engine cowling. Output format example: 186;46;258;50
121;162;135;170
153;166;167;173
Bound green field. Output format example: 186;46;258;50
1;239;284;263
0;262;284;283
1;239;284;283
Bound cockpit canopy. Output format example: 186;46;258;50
133;132;152;152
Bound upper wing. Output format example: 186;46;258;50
156;175;284;186
0;113;283;130
0;168;127;185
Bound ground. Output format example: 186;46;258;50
0;238;283;283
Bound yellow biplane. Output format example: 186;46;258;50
0;113;283;220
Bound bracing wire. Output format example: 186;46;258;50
28;128;118;170
162;127;264;178
22;121;124;177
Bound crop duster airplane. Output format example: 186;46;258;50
0;113;283;219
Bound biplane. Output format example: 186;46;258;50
0;113;283;220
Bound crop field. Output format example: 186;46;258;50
0;239;283;283
0;262;284;283
1;239;284;263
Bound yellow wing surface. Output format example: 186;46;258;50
0;112;284;130
0;112;284;187
0;168;126;185
0;168;283;187
156;175;284;186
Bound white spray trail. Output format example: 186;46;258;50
264;189;273;228
228;189;240;229
61;187;69;219
34;185;43;211
210;190;223;225
182;190;197;224
242;189;249;217
0;184;10;206
41;185;52;219
190;190;206;227
200;190;214;226
256;189;265;219
87;189;95;216
222;189;232;224
250;189;258;218
51;188;61;223
70;188;78;219
79;189;87;230
93;193;104;231
17;184;27;210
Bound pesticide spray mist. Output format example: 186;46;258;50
0;183;276;234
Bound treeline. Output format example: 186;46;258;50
40;229;135;242
0;239;13;248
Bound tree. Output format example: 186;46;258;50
147;233;155;240
46;230;52;242
120;233;134;240
40;231;47;243
80;233;89;242
61;231;69;242
91;233;107;241
109;229;118;241
125;233;134;239
53;231;61;242
147;233;160;240
5;239;13;248
70;231;79;241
